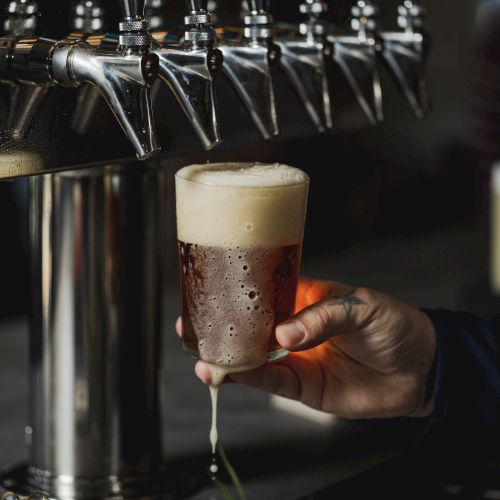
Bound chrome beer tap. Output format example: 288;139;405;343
216;0;280;140
150;0;223;150
69;0;107;135
381;0;430;118
3;0;49;139
0;0;160;159
328;0;383;125
275;0;333;132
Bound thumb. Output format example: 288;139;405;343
276;288;371;351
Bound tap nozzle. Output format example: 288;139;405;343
328;0;383;125
149;0;222;149
3;0;47;140
381;0;430;118
274;0;332;132
0;36;160;159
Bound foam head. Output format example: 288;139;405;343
176;162;309;247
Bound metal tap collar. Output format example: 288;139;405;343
72;0;105;33
350;0;379;36
397;1;426;32
244;13;272;26
4;0;39;36
119;19;151;48
298;21;327;37
299;0;327;17
351;1;377;18
243;6;272;41
184;29;216;44
184;1;217;47
118;0;151;49
184;12;216;26
7;0;38;15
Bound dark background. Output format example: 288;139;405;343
0;0;498;318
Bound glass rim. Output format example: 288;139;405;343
175;162;310;189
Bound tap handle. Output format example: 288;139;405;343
351;0;379;38
397;0;426;33
245;0;271;14
299;0;327;19
186;0;209;14
119;0;147;20
4;0;39;36
72;0;105;34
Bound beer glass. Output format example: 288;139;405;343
176;162;309;369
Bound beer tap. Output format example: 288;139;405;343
3;0;49;140
69;0;106;135
381;0;430;118
150;0;223;150
328;0;383;125
216;0;280;140
0;0;160;159
275;0;333;132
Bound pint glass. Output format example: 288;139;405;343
176;163;309;368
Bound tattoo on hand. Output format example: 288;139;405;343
327;291;366;318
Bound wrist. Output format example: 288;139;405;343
408;314;438;417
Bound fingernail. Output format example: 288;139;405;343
276;320;306;347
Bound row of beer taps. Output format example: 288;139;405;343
0;0;430;160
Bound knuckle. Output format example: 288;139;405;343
310;302;335;335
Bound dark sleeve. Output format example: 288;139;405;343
422;310;500;432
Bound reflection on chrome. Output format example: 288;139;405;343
276;0;333;133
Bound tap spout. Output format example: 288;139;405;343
53;41;160;160
150;0;223;150
154;42;223;150
275;0;333;132
0;36;160;160
331;36;383;124
277;36;332;132
3;0;47;140
8;85;48;139
219;42;280;140
328;1;383;125
381;1;430;118
217;0;280;139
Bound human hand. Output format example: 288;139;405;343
176;279;437;419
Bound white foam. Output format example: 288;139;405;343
176;162;309;247
176;162;309;187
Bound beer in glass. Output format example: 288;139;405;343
176;162;309;369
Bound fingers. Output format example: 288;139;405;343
277;285;373;352
176;316;182;337
194;358;303;398
195;361;212;384
228;352;325;408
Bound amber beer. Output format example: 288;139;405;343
176;163;309;368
